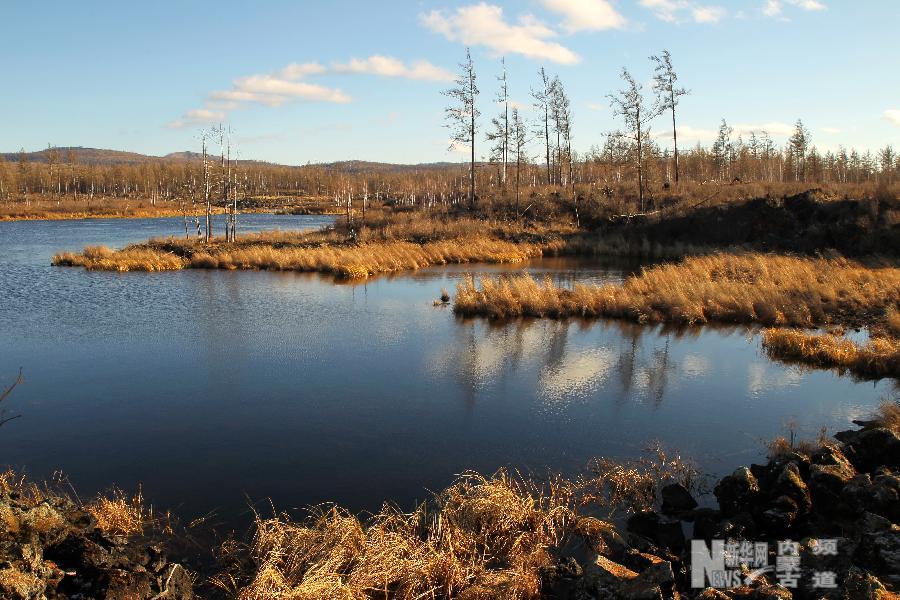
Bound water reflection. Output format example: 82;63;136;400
0;215;893;524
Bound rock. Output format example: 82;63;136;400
760;495;798;532
153;563;194;600
573;516;627;557
868;471;900;522
773;463;811;513
106;567;153;600
840;566;889;598
660;483;698;515
856;528;900;585
715;467;760;516
858;512;892;535
808;460;856;513
626;511;685;553
837;427;900;472
696;589;731;600
0;567;45;599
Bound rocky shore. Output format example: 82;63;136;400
0;482;193;599
1;414;897;599
549;418;900;599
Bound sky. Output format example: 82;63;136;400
1;1;898;165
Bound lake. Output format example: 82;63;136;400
0;214;892;528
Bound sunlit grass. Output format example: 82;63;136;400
453;253;900;329
761;329;900;380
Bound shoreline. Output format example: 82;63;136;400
3;405;898;598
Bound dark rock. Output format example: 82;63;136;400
760;495;798;532
838;427;900;472
106;567;152;599
154;563;194;599
773;463;811;513
715;467;760;516
856;528;900;585
626;511;685;553
573;516;627;558
840;565;889;598
660;483;698;515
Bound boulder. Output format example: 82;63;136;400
836;427;900;472
715;467;760;516
660;483;698;515
626;511;685;553
773;462;811;513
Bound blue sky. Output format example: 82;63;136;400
1;1;898;164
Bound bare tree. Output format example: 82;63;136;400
510;107;528;218
531;67;555;185
443;48;480;209
608;68;659;212
486;58;509;186
651;50;689;185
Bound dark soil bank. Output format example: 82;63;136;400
604;190;900;257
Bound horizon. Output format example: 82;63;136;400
2;1;899;164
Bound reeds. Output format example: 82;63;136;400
216;446;694;600
86;487;148;536
53;225;569;278
454;253;900;330
761;329;900;380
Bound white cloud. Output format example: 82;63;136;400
167;108;226;129
763;0;826;17
332;55;454;81
421;3;579;65
587;102;606;111
653;125;718;141
788;0;826;10
640;0;725;23
171;54;450;129
692;5;726;23
212;75;351;106
886;109;900;127
538;0;627;32
640;0;688;22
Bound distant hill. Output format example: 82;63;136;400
0;147;466;173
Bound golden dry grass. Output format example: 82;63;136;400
53;217;572;278
453;253;900;330
872;401;900;434
216;446;693;600
761;329;900;380
86;488;148;536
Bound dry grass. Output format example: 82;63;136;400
53;216;574;278
453;253;900;331
54;245;188;272
872;400;900;434
761;329;900;380
86;488;148;536
222;470;574;600
216;446;693;600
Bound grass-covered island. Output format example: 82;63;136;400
53;191;900;380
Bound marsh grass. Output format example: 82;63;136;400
214;446;693;600
52;216;576;278
453;253;900;331
86;487;149;536
761;329;900;380
872;400;900;434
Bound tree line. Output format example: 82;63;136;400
2;47;898;219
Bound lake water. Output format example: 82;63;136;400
0;214;893;527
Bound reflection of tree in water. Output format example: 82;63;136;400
610;321;678;407
436;317;686;413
